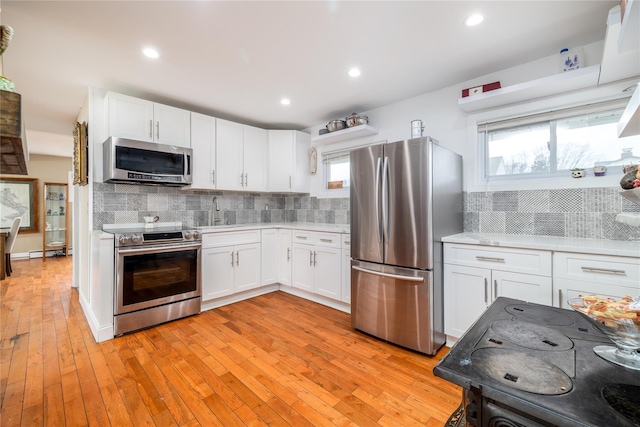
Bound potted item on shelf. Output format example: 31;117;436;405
593;165;606;176
571;168;585;178
59;206;65;215
620;164;640;189
47;209;51;215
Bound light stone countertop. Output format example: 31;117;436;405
197;222;350;234
442;233;640;258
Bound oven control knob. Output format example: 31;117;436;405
184;230;193;240
118;235;131;245
130;234;142;244
193;231;201;240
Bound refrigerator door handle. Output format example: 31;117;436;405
375;157;382;243
352;266;424;282
381;156;390;243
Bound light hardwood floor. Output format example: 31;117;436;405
1;256;461;426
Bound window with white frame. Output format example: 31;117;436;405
323;151;351;190
478;100;640;181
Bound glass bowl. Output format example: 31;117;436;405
568;297;640;371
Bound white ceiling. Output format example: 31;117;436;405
1;0;619;155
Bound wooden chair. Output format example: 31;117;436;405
5;217;21;276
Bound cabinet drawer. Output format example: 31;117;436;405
316;232;341;248
444;244;551;276
342;234;351;250
202;230;260;248
292;230;316;245
553;252;640;288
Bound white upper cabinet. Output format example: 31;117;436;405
268;130;310;192
243;125;268;191
106;92;191;147
216;119;267;191
190;112;217;189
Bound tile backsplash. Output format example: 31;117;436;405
93;184;639;241
464;187;640;241
92;183;350;230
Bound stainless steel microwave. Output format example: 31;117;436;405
103;137;192;186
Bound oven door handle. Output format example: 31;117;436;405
116;243;202;256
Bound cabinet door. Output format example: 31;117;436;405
201;246;235;300
279;229;292;286
444;264;491;338
216;119;244;190
342;250;351;303
292;131;310;192
268;130;293;192
234;243;261;293
190;112;216;189
107;92;154;142
493;270;552;306
261;229;279;285
315;246;342;300
243;125;267;191
153;103;191;147
552;278;637;309
292;243;314;292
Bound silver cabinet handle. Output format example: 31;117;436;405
289;175;292;189
581;266;626;275
313;251;317;266
476;256;505;263
558;289;563;308
344;241;350;245
156;121;160;140
297;235;307;240
287;247;290;261
484;278;488;304
320;238;333;243
309;251;313;266
236;251;239;266
149;120;153;139
245;173;248;187
352;266;425;282
240;174;244;186
231;251;234;266
212;170;215;185
493;279;498;302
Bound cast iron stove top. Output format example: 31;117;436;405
434;297;640;427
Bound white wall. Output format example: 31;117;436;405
306;40;637;197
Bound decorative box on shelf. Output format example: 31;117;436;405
461;81;501;98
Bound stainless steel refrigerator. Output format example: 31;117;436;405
350;137;462;355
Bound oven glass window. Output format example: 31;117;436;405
122;249;198;306
116;146;185;175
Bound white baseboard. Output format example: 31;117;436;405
10;249;74;260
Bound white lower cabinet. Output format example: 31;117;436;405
444;244;552;339
291;231;342;300
552;252;640;308
201;231;261;300
261;229;279;285
342;234;351;304
279;229;292;287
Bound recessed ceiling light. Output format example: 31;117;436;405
280;98;291;105
142;47;160;59
348;68;361;78
464;13;485;27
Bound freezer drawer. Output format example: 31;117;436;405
350;259;444;355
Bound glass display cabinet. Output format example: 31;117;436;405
43;182;69;258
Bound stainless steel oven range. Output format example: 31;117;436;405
105;224;202;336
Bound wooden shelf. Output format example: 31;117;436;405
311;124;378;144
458;65;601;113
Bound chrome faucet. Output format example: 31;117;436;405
211;196;222;226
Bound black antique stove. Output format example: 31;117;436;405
434;297;640;427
